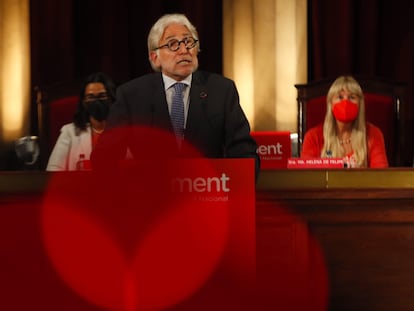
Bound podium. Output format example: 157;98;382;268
3;167;414;310
0;159;258;310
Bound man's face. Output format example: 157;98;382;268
150;23;199;81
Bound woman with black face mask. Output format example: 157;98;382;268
46;72;116;171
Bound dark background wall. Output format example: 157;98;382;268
29;0;414;165
29;0;223;86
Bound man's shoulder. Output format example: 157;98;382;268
193;70;234;86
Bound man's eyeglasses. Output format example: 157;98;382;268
154;37;198;52
84;92;108;102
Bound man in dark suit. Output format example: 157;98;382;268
92;13;259;176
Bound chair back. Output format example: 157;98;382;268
34;80;82;169
295;76;406;166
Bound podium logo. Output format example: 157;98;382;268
171;173;230;202
171;173;230;193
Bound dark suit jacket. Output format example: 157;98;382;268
92;71;259;172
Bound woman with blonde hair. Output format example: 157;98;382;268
301;75;388;168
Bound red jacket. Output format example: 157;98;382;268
301;123;389;168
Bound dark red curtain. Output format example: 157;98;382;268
29;0;223;87
309;0;414;165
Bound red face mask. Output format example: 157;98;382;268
332;99;358;122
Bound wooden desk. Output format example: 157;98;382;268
256;169;414;311
2;169;414;310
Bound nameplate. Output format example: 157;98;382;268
251;131;291;169
287;157;344;169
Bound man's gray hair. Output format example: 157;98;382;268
147;13;200;71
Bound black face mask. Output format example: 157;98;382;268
86;99;110;121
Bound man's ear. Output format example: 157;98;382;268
149;51;159;66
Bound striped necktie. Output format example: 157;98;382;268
171;83;186;138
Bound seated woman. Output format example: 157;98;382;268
301;75;388;168
46;72;116;171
